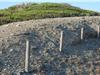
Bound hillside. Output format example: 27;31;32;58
0;16;100;74
0;3;100;25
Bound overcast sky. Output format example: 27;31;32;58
0;0;100;12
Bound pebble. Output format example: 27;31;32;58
0;50;2;54
9;49;13;52
4;25;8;27
10;33;14;36
16;24;20;27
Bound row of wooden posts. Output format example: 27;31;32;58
23;25;100;73
60;25;100;52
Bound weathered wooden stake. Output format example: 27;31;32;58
25;40;30;72
81;27;84;40
59;31;63;52
97;25;99;38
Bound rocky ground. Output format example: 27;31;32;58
0;16;100;75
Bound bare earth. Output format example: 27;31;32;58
0;16;100;75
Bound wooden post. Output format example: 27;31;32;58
97;25;99;38
25;40;30;72
59;31;63;52
81;27;84;40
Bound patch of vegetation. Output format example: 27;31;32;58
0;2;100;25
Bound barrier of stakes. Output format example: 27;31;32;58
17;26;99;75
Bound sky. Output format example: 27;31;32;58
0;0;100;12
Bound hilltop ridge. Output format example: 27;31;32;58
0;2;100;25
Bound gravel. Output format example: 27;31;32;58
0;16;100;74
